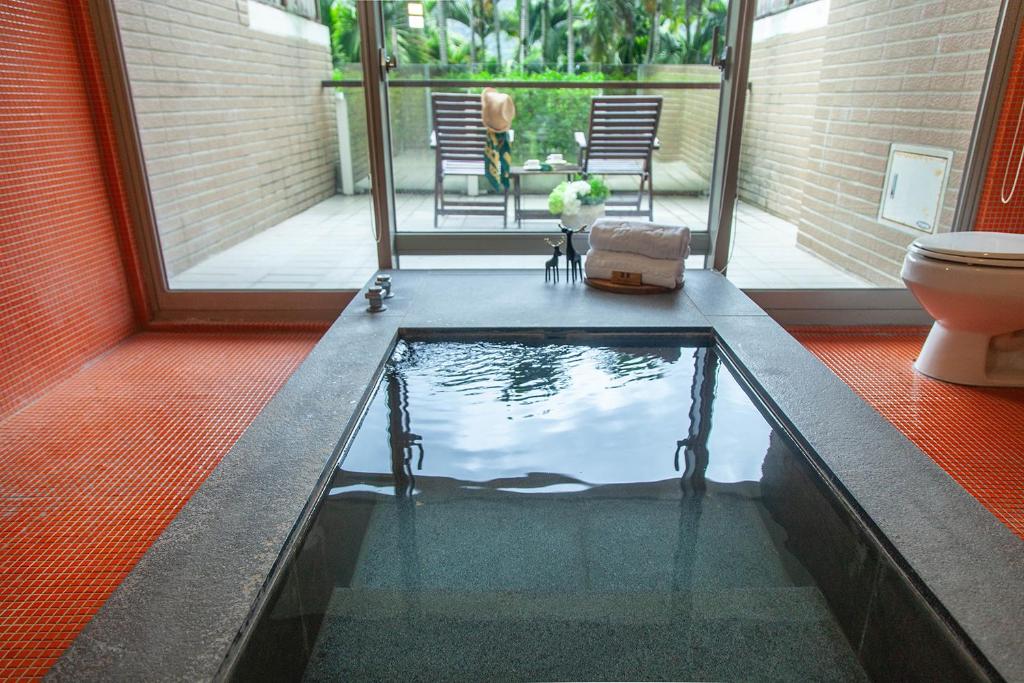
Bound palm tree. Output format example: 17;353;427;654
322;0;731;69
645;0;661;64
489;0;503;67
534;0;570;68
673;0;726;64
325;0;360;65
470;0;479;64
518;0;529;66
445;0;478;65
566;0;574;73
579;0;632;66
540;0;548;59
436;0;449;65
383;1;431;65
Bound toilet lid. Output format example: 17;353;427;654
911;231;1024;267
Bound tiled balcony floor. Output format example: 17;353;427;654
168;193;871;290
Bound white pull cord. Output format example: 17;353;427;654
1000;94;1024;204
369;189;382;244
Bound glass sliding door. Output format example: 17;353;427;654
110;0;384;292
722;0;1002;290
320;0;735;268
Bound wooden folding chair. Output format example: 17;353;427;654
575;96;662;220
430;93;508;228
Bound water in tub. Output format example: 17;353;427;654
244;338;868;681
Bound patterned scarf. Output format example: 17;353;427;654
484;129;512;192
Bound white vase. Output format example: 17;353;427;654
562;202;605;229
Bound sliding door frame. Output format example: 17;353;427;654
88;0;362;323
92;0;1019;326
706;0;755;274
358;1;398;269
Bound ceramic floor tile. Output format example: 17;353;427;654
792;327;1024;539
0;331;322;679
167;194;868;290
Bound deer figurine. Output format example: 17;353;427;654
544;238;564;283
560;224;585;283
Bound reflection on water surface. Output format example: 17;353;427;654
235;338;869;682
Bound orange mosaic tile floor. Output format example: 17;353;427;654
0;331;320;681
793;327;1024;541
3;325;1021;680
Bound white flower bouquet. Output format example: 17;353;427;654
547;175;611;228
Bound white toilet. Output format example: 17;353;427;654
901;231;1024;386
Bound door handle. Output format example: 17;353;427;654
380;49;397;74
711;26;729;75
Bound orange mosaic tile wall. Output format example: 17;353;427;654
66;0;151;321
1;7;327;680
0;331;321;681
976;20;1024;234
0;0;138;418
793;327;1024;540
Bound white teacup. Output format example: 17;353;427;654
546;154;565;164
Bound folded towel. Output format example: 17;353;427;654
584;248;683;289
588;219;691;260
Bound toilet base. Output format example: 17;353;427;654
915;323;1024;387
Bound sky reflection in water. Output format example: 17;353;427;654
339;340;773;488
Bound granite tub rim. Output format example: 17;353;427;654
46;271;1022;683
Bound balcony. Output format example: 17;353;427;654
118;0;996;293
167;193;869;289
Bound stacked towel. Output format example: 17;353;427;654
584;250;684;289
585;219;691;289
588;219;691;260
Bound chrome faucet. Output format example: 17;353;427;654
365;286;387;313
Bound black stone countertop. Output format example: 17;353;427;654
48;271;1023;682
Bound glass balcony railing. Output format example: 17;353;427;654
327;64;721;235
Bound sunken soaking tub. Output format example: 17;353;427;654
50;272;1023;682
231;332;986;681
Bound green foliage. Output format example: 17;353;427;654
466;69;605;162
321;0;730;70
327;0;359;64
662;0;728;64
581;174;610;203
548;181;566;214
319;0;728;166
578;0;636;65
548;175;610;215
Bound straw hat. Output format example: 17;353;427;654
481;87;516;132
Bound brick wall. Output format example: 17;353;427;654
644;64;720;193
738;25;826;225
975;15;1024;234
115;0;339;276
0;0;138;418
794;0;1000;285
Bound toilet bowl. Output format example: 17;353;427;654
901;231;1024;386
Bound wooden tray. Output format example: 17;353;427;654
585;277;676;294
